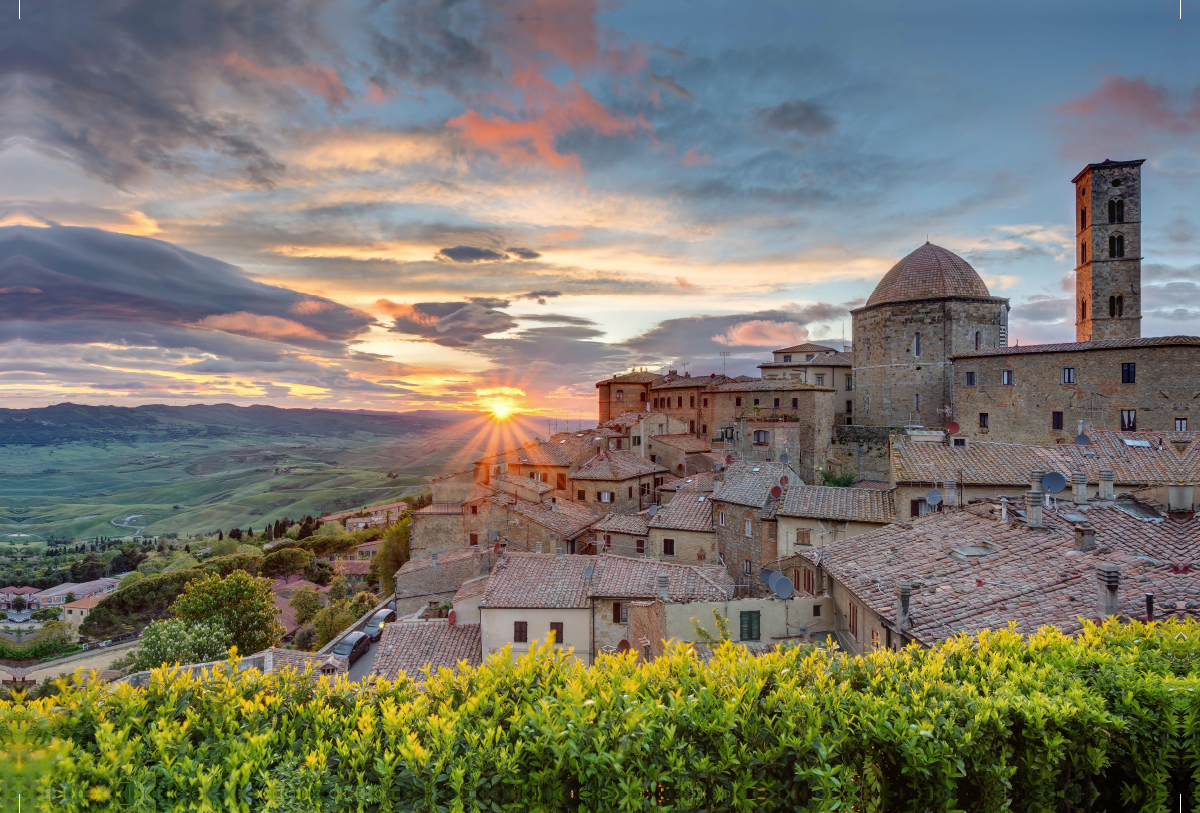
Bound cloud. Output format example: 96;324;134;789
650;72;693;101
437;246;510;263
223;53;351;111
681;149;710;167
505;247;542;259
193;312;323;341
1058;76;1199;132
712;320;809;347
755;99;837;137
382;300;518;347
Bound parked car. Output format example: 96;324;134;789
332;631;370;665
363;609;396;641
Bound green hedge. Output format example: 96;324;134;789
4;620;1198;812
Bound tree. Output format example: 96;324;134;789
229;528;243;541
327;575;349;603
64;592;76;604
13;596;26;612
347;591;378;619
31;607;62;622
209;536;239;557
171;571;283;656
117;571;144;591
371;517;410;595
312;604;356;649
292;623;317;651
288;588;323;627
130;619;234;671
70;553;107;582
262;548;310;582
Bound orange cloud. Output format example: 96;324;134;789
194;312;323;340
288;299;335;315
373;299;438;326
224;53;350;109
713;320;808;347
681;149;710;167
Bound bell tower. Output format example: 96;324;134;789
1073;159;1144;342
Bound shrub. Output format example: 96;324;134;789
30;608;62;623
291;623;317;652
8;620;1200;811
262;548;311;581
77;570;204;640
287;588;323;627
208;536;239;557
199;552;264;577
821;469;858;487
128;619;233;672
171;571;284;656
312;604;356;649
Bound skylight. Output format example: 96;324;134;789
948;541;1000;561
1123;439;1152;448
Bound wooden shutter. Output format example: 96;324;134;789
739;611;760;641
550;622;564;644
613;602;622;623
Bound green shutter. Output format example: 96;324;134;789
739;611;761;642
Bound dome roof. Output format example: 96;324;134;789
864;242;991;307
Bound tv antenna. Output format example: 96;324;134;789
719;352;731;375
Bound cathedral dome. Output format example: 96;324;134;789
864;242;991;307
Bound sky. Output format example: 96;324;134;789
2;0;1198;417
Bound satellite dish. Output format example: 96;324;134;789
654;455;662;464
779;452;789;464
779;475;789;486
647;504;659;517
1042;471;1068;494
769;571;794;600
583;563;594;580
925;488;943;506
492;531;500;541
1074;433;1092;446
770;486;782;499
447;609;456;625
758;567;774;586
617;639;630;652
946;421;961;434
725;455;733;465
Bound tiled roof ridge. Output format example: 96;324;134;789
950;335;1200;358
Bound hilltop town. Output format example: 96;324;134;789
6;158;1198;689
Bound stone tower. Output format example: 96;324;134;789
1073;159;1144;342
851;243;1009;429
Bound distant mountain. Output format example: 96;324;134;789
0;403;445;446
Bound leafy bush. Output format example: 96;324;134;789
77;570;205;640
287;588;323;627
821;468;858;487
200;552;264;577
291;623;317;652
161;553;198;573
208;536;240;557
312;604;356;649
128;619;233;672
30;608;62;623
8;620;1199;812
172;571;283;656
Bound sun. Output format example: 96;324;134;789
486;398;516;420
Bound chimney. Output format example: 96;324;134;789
669;369;678;376
1168;485;1195;514
1074;526;1096;551
1145;592;1154;622
1027;491;1044;528
944;481;957;508
535;541;543;554
556;545;563;559
1099;469;1115;501
896;580;911;628
1072;471;1088;503
431;552;438;568
1097;563;1120;618
656;573;669;601
1028;470;1044;492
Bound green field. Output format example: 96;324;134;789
0;404;545;541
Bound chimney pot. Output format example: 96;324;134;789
1074;526;1096;551
1099;469;1115;500
1029;470;1044;492
1097;563;1120;618
896;580;912;628
1027;490;1044;528
656;573;669;601
1072;471;1089;503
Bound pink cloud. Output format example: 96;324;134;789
224;53;351;110
194;312;323;340
288;299;335;315
681;149;710;167
713;320;808;347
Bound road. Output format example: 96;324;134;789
21;646;134;683
346;636;383;682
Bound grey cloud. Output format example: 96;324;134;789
651;73;693;101
755;99;836;137
1010;295;1072;325
505;247;542;260
513;313;596;326
469;297;512;309
388;301;517;347
622;305;844;363
437;246;509;263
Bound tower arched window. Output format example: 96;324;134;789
1109;296;1116;317
1109;234;1124;258
1108;199;1125;224
1080;207;1087;230
1117;295;1124;317
913;332;921;357
1082;300;1087;321
974;331;981;351
1081;242;1087;264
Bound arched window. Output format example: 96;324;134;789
1082;300;1087;320
1117;295;1124;317
1117;234;1124;257
1109;296;1116;317
615;389;624;401
1080;207;1087;230
974;331;981;351
1109;199;1124;223
1109;234;1125;258
1117;200;1125;222
913;332;921;357
1081;242;1087;264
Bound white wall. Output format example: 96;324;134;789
480;607;592;663
667;596;834;644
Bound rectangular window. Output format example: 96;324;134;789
702;398;708;407
767;524;776;541
815;375;825;386
577;489;585;501
845;375;853;391
953;437;967;447
744;518;753;537
1061;367;1076;384
739;610;761;642
636;538;645;554
632;435;641;446
742;558;753;576
640;482;651;496
1121;363;1136;384
753;398;760;406
549;622;564;645
792;397;798;408
849;603;858;640
471;505;478;515
812;603;821;617
663;538;675;556
514;621;528;643
910;499;942;517
614;438;622;450
612;602;622;622
1177;418;1188;431
783;355;792;362
718;511;725;527
469;533;479;545
701;424;708;434
803;567;814;594
1121;410;1137;431
690;396;695;407
735;397;742;407
913;333;921;357
846;400;854;413
677;396;683;408
965;371;976;387
796;528;810;546
628;486;634;499
871;630;879;648
979;412;989;429
1052;411;1064;431
600;491;613;503
557;473;567;490
773;398;780;408
1001;369;1014;386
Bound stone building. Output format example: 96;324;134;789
595;370;660;424
647;491;715;563
649;373;730;435
758;343;854;424
709;461;798;591
583;512;650;557
644;433;711;476
851;242;1010;431
949;336;1200;444
774;485;895;566
1074;159;1144;342
567;450;667;514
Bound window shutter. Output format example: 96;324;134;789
613;602;622;623
740;611;751;640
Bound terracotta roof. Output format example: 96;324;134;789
452;575;490;603
647;434;712;453
799;497;1199;645
414;503;464;515
596;371;662;386
759;354;852;369
587;555;735;602
398;545;483;575
570;450;667;480
950;335;1200;359
892;431;1200;487
64;594;105;610
481;554;593;609
488;494;597;538
854;479;892;491
778;485;895;524
431;469;474;482
494;472;553;494
863;243;994;308
479;433;602;468
271;578;328;595
589;512;651;536
334;560;372;576
771;342;845;355
273;593;301;636
714;379;834;392
373;622;481;682
0;586;40;595
606;411;651;429
712;461;796;507
651;375;725;391
649;493;714;532
660;473;718;493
